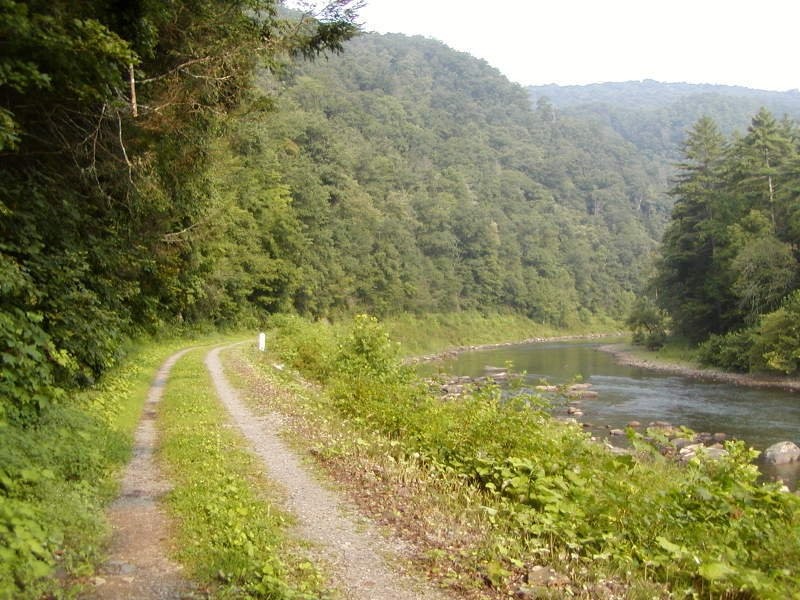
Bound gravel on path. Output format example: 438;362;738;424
205;345;449;600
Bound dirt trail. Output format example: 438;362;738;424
88;349;197;600
205;345;448;600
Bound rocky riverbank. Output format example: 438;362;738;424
598;343;800;393
406;332;624;365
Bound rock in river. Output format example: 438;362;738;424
763;441;800;465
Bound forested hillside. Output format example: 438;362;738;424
529;80;800;162
4;6;800;598
2;13;674;421
217;33;669;324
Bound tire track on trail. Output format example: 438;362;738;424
89;348;196;600
205;345;449;600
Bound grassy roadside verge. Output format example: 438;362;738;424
157;347;331;599
0;336;206;598
238;315;800;599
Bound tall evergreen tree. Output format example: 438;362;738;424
729;108;794;231
656;116;731;341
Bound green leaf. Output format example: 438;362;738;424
699;561;737;581
656;536;685;557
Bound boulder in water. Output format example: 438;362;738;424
763;441;800;465
535;385;558;392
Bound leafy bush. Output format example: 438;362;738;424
626;297;668;349
696;291;800;375
697;329;755;372
266;314;337;381
752;290;800;374
333;314;406;381
0;309;67;424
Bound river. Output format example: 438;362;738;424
420;340;800;488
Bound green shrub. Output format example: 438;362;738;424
752;290;800;374
0;309;67;424
266;314;336;381
697;329;755;372
626;297;668;350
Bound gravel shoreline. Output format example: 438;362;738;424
406;332;624;364
598;343;800;393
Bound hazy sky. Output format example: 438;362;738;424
354;0;799;92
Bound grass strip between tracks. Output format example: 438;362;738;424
158;347;330;599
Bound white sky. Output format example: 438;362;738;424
354;0;799;92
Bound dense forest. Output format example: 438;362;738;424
230;33;669;321
6;2;800;427
529;80;800;162
2;19;678;421
0;0;360;423
649;109;800;373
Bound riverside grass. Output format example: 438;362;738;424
382;311;621;355
157;348;329;599
264;314;800;599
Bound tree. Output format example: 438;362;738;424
626;297;669;349
728;211;797;322
655;116;731;341
729;108;794;231
0;0;360;421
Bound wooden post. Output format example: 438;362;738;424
258;332;266;352
129;64;138;118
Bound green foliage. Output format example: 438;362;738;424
268;317;800;597
731;231;797;322
0;308;66;424
697;290;800;374
652;109;800;372
0;339;188;598
159;350;327;598
752;290;800;374
333;314;405;381
225;32;662;323
266;314;337;381
655;116;731;342
626;297;668;349
1;0;359;425
0;0;136;151
697;330;755;372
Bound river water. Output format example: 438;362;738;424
420;340;800;488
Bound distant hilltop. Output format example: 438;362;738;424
527;80;800;160
527;80;800;111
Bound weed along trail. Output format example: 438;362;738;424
205;345;449;600
90;349;196;599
